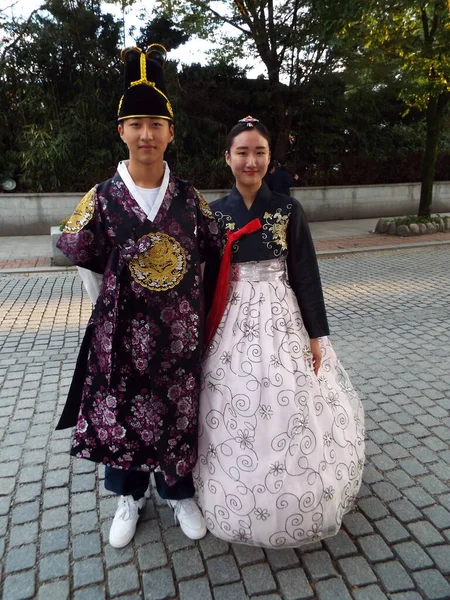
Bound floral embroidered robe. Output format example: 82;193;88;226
56;171;220;485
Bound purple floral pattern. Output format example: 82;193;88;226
57;172;220;485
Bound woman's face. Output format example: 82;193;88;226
225;129;270;189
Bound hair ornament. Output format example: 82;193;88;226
238;115;259;128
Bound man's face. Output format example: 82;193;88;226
118;117;174;165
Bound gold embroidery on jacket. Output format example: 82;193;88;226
129;233;187;291
194;189;214;220
63;188;96;234
262;208;290;256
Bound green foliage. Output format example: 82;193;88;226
20;123;70;192
135;16;190;50
342;0;450;110
0;0;122;192
1;0;450;193
336;0;450;215
392;215;441;226
59;218;69;231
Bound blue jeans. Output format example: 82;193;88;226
104;466;195;501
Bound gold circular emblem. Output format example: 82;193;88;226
63;188;96;234
128;233;187;291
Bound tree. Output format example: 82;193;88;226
168;61;274;187
0;1;266;190
3;0;449;193
135;16;190;50
151;0;343;160
341;0;450;217
0;0;123;191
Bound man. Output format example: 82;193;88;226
271;159;299;196
56;44;220;548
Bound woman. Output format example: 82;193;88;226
56;45;220;548
194;116;365;548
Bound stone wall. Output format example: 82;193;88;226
294;181;450;222
1;181;450;235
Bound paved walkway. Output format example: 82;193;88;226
0;237;52;270
1;245;450;599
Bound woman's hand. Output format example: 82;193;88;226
310;338;322;376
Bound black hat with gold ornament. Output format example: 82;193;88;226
117;44;174;121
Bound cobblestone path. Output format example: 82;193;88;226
1;246;450;599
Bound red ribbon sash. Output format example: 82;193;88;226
205;217;262;348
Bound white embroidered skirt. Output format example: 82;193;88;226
194;258;365;548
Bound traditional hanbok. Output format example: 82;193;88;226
194;182;365;547
56;161;220;486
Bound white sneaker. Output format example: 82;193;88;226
109;495;145;548
167;498;207;540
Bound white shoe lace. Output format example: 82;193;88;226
171;498;199;524
116;495;139;521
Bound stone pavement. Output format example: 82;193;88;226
1;245;450;599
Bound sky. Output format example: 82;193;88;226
0;0;264;76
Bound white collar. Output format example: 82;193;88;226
117;160;171;222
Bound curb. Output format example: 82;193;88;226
316;238;450;258
0;266;77;275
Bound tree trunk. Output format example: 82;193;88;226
419;92;449;217
273;111;293;162
269;81;293;162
